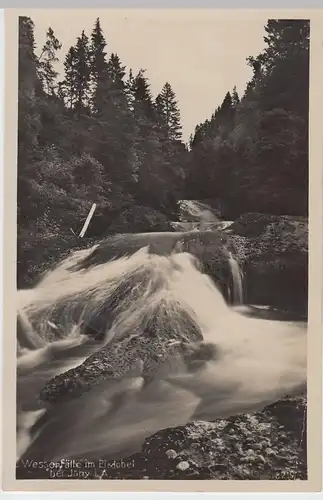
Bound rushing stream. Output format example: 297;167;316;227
16;239;307;465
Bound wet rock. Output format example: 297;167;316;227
39;335;203;404
226;214;308;314
176;461;190;471
113;395;307;480
228;213;307;238
166;449;178;459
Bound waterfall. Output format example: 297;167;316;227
16;238;306;464
228;252;244;305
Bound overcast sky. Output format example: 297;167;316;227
26;9;268;141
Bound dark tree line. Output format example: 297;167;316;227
17;17;309;286
17;16;186;284
186;20;309;219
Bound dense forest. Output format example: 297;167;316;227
187;20;309;219
17;17;309;286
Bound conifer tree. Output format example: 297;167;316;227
155;82;182;141
131;69;155;121
186;20;309;217
90;17;108;113
59;32;92;156
18;16;42;225
90;18;108;81
18;16;41;150
106;53;128;111
17;15;310;288
87;30;134;187
107;53;126;90
125;68;135;110
61;47;78;108
220;91;233;113
232;86;240;107
38;27;62;95
74;30;91;113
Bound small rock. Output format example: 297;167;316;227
176;461;190;471
252;443;262;450
241;467;252;476
166;449;178;459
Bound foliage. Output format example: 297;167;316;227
17;16;188;285
108;206;173;233
37;27;62;95
155;82;182;141
17;17;309;286
186;20;309;218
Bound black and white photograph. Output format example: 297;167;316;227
12;9;312;484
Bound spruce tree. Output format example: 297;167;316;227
263;20;309;66
38;27;62;95
60;32;92;155
155;82;182;141
18;16;41;150
217;91;236;130
61;47;78;109
220;91;233;113
18;16;42;226
88;31;134;187
90;18;107;82
131;69;155;121
107;53;126;90
90;17;108;113
232;86;240;107
74;30;91;113
125;68;135;108
106;53;128;111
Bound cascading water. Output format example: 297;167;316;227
16;240;307;465
228;251;244;305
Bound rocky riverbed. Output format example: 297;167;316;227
104;395;307;481
16;395;307;480
17;202;308;481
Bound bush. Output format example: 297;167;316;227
108;205;172;234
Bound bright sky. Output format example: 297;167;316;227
26;9;268;141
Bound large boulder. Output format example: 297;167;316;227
39;330;207;405
178;200;221;223
228;213;285;237
75;231;231;295
32;231;230;404
170;221;232;232
16;230;232;408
